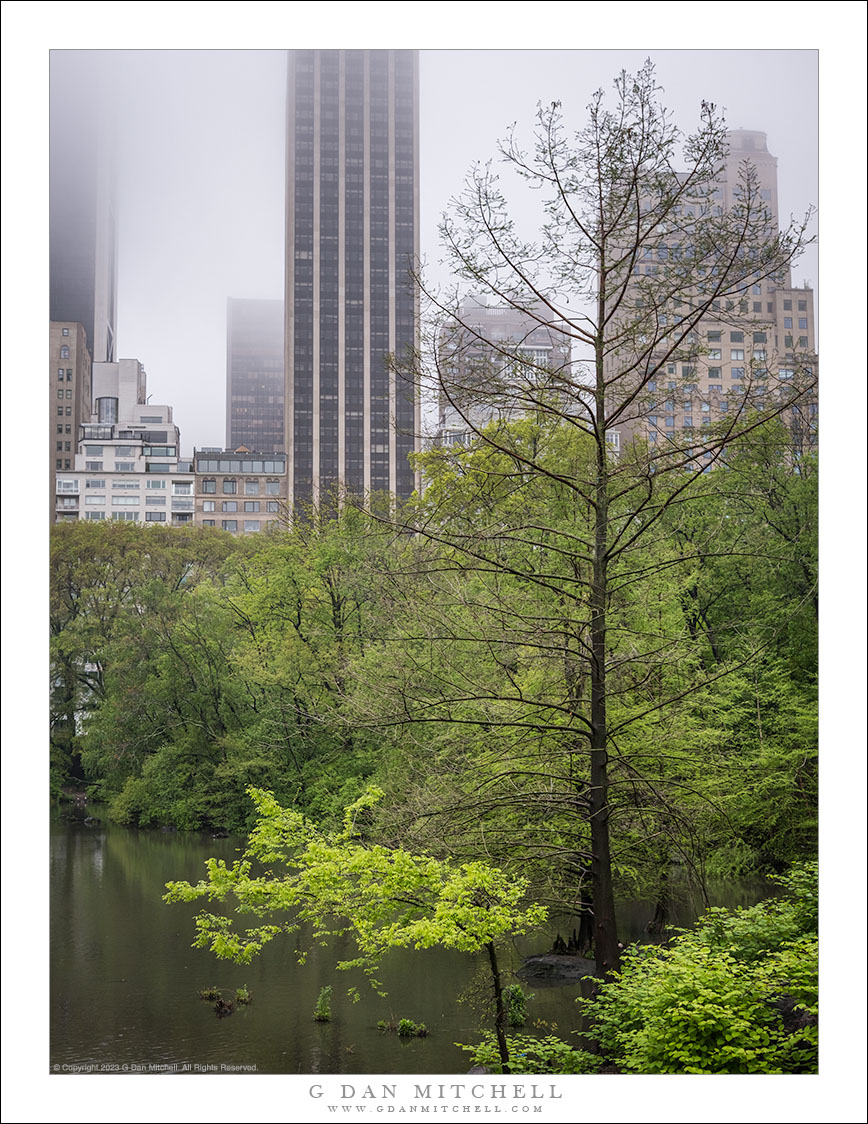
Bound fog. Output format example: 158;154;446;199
47;49;819;454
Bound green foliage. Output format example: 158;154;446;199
504;984;532;1027
396;1018;429;1038
165;786;546;992
235;985;251;1005
458;1034;601;1075
578;862;818;1073
313;986;332;1022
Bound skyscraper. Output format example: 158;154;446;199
49;53;118;365
285;49;420;509
226;298;285;454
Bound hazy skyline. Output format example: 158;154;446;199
53;49;819;454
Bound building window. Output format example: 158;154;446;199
57;389;64;399
202;478;216;493
112;496;141;506
707;349;721;360
57;407;63;416
783;300;792;310
114;463;135;472
56;459;63;469
245;480;260;495
85;461;103;471
85;445;104;456
57;370;65;382
266;501;280;513
243;521;260;533
203;501;216;512
778;369;794;380
84;496;105;505
783;317;792;330
729;332;743;343
172;482;192;496
706;331;721;342
708;384;722;393
730;350;744;361
265;480;281;495
244;501;260;513
66;389;73;399
66;407;72;416
221;520;238;532
203;519;216;527
222;501;238;512
145;512;167;522
60;346;70;358
731;368;745;379
85;512;105;521
798;318;808;330
111;512;139;521
223;479;237;494
62;327;70;336
752;302;762;313
147;479;166;489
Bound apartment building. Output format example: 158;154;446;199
53;359;194;526
192;448;288;533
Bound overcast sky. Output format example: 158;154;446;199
50;48;820;454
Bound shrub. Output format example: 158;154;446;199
313;985;333;1022
458;1034;601;1075
578;862;818;1074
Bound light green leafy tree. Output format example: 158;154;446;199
165;785;546;1071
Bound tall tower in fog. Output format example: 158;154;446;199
285;49;420;509
49;53;118;364
226;298;285;453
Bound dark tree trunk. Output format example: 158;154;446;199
486;941;511;1073
589;350;621;979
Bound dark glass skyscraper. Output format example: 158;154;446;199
285;49;420;508
226;298;285;453
49;52;118;364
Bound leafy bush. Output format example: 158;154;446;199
505;984;533;1027
458;1034;601;1075
578;862;818;1074
313;985;333;1022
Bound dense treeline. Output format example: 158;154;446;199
51;418;817;907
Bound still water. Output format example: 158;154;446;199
50;814;770;1075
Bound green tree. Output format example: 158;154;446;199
165;786;546;1071
388;63;814;975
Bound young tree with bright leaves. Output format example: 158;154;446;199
165;786;546;1072
388;62;815;976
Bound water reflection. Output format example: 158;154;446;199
50;814;770;1075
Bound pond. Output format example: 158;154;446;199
50;813;771;1075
